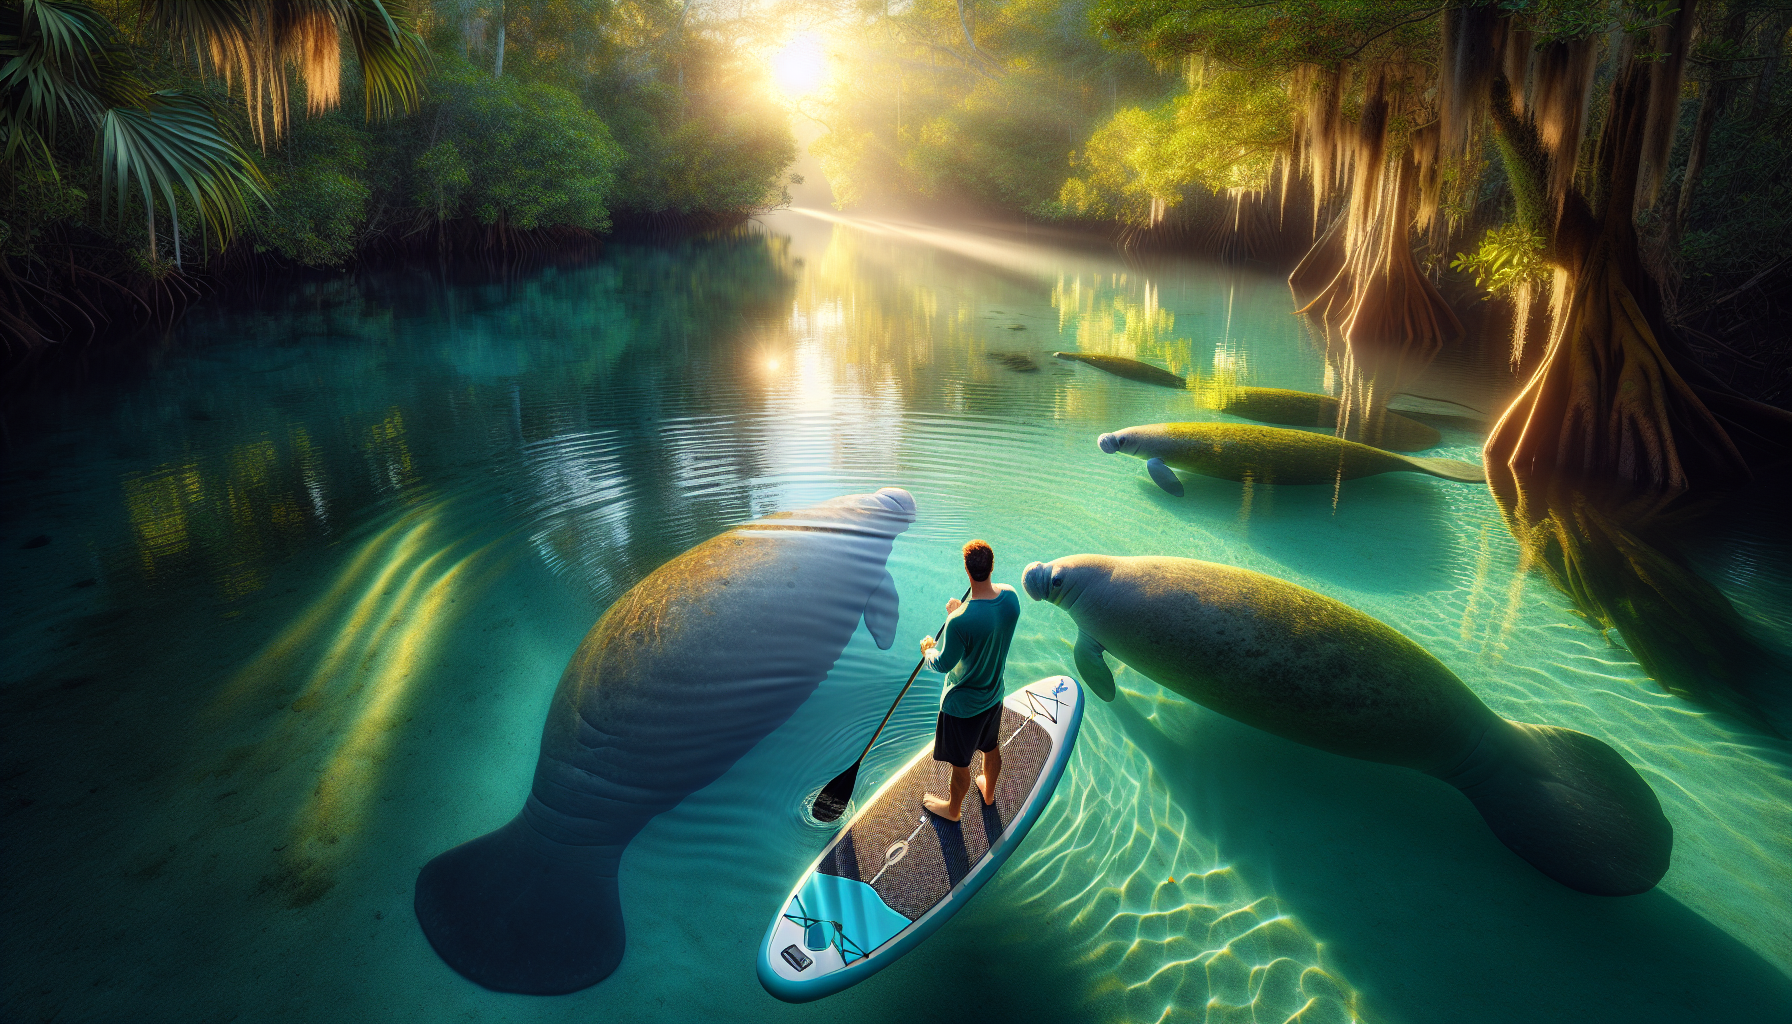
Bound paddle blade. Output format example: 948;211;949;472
812;762;859;823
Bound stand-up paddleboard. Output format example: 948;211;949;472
758;675;1084;1002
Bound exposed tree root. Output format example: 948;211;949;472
1288;212;1345;309
1292;145;1462;446
1486;251;1750;498
1486;54;1753;503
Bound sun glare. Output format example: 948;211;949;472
772;34;825;97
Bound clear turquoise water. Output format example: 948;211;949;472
3;209;1789;1022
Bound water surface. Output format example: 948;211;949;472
3;209;1789;1023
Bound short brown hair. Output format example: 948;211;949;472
963;540;994;582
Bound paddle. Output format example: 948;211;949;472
811;586;971;823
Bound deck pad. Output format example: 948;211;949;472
816;708;1050;918
759;676;1083;1002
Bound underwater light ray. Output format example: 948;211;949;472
280;511;444;714
291;536;472;824
205;510;427;717
255;524;509;908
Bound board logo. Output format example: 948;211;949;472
780;945;813;972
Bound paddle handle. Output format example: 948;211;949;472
852;585;970;765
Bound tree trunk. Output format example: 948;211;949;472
1485;58;1751;501
1294;151;1461;399
1670;8;1749;255
1751;12;1790;121
494;2;506;79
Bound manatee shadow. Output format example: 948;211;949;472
1102;692;1792;1023
1132;471;1458;595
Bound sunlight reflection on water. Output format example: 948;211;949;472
1;210;1787;1023
1000;704;1363;1024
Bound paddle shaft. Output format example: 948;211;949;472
851;585;971;766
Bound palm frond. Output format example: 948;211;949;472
102;90;267;262
338;0;425;120
1;0;123;155
142;0;425;142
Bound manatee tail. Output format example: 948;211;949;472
1439;721;1671;896
414;816;625;994
1400;454;1487;483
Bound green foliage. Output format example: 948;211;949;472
1059;70;1291;224
1091;0;1447;72
902;76;1098;214
251;114;373;266
2;0;265;262
406;59;623;230
594;69;795;216
5;0;796;294
814;0;1164;213
1451;223;1551;295
100;92;266;260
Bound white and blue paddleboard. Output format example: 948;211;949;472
758;675;1084;1002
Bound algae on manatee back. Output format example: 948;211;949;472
1197;385;1442;452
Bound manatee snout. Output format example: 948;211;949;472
873;486;918;518
1097;432;1122;455
1023;560;1053;601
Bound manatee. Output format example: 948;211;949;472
1021;554;1672;896
1200;386;1442;452
986;351;1041;373
1054;351;1189;389
414;488;917;994
1097;422;1483;496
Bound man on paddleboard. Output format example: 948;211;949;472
918;539;1021;822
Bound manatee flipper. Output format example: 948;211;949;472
862;570;900;650
1399;454;1487;483
414;817;625;994
1437;721;1672;895
1145;458;1186;497
1074;630;1116;701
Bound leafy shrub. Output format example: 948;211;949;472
250;115;374;266
1451;223;1551;297
404;60;625;231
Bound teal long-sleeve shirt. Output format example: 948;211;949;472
923;586;1021;717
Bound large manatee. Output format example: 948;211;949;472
1022;554;1672;896
415;488;917;994
1098;422;1483;496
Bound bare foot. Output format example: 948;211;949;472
975;774;998;805
922;793;960;821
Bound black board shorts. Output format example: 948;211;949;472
933;703;1004;768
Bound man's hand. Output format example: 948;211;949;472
919;636;936;654
945;597;963;613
